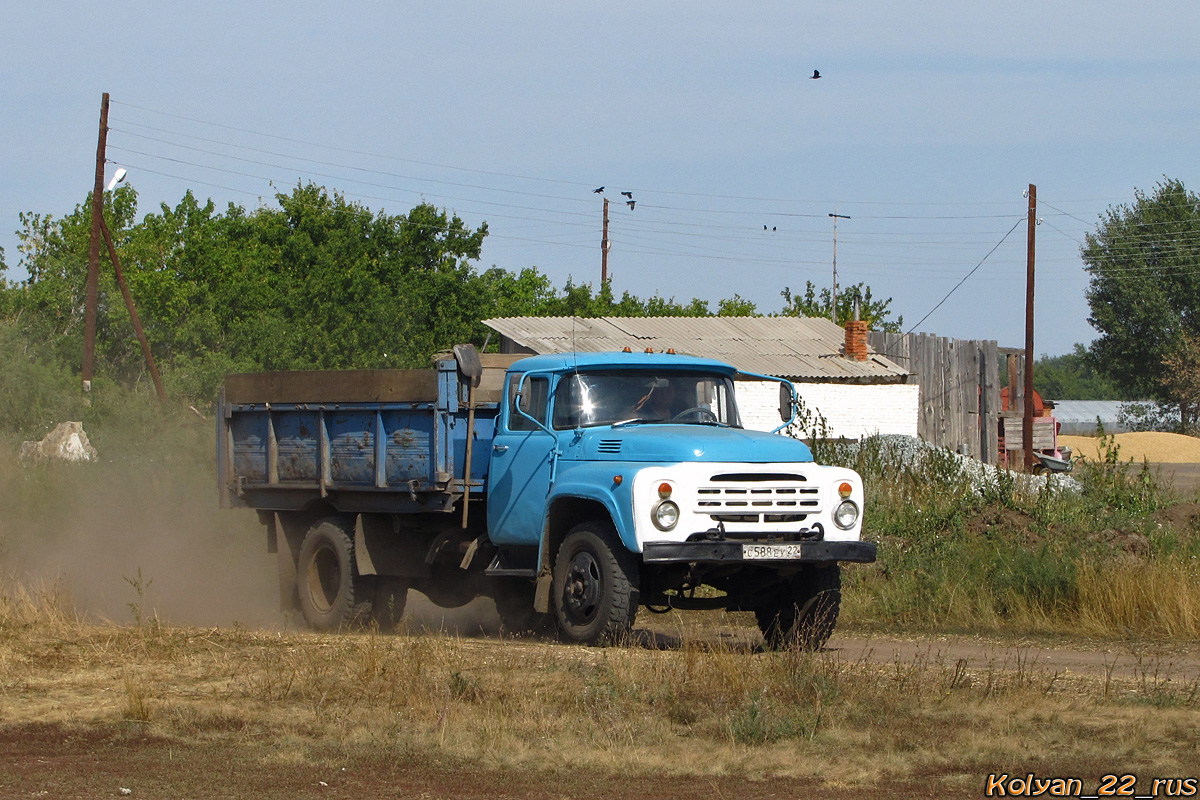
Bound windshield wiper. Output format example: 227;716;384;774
611;418;651;428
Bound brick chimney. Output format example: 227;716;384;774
843;320;869;361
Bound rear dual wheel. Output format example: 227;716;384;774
296;517;407;631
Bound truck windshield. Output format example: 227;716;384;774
551;371;741;430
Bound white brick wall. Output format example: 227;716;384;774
738;380;919;439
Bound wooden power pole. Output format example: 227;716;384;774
83;92;110;393
601;197;610;284
1024;184;1037;471
829;212;850;324
81;91;167;403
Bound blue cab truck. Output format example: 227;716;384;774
218;346;876;647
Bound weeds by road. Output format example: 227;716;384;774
2;585;1200;795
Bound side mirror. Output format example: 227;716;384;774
779;381;796;423
453;344;483;388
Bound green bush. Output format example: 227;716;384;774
0;321;85;436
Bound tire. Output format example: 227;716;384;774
296;516;363;631
755;565;842;651
492;582;552;636
552;521;639;645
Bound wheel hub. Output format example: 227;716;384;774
563;551;601;623
306;543;340;613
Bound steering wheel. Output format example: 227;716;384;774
671;406;718;422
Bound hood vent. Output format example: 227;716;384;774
598;439;623;454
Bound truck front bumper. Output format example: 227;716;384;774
642;539;877;565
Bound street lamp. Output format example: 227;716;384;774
105;167;127;192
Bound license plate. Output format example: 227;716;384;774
742;543;803;560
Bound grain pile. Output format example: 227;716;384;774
1057;432;1200;464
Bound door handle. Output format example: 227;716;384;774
493;444;509;453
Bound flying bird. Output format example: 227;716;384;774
620;191;633;199
811;70;821;79
626;200;636;210
593;186;604;193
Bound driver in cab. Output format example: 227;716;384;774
633;378;679;421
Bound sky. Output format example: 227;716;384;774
2;2;1199;357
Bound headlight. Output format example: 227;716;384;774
652;500;680;531
834;499;859;530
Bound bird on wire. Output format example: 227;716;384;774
811;69;821;79
593;187;604;193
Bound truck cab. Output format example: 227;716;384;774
482;351;874;646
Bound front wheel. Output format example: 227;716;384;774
755;565;842;651
553;522;639;645
296;516;363;631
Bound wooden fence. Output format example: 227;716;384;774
868;331;1010;465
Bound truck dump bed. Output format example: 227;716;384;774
217;355;517;513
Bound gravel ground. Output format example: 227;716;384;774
842;434;1082;495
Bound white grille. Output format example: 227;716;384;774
694;475;821;515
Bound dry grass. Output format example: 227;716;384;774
1074;557;1200;639
3;581;1200;788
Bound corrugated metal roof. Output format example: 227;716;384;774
1050;400;1164;435
482;316;910;382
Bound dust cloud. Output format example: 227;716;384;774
0;450;280;628
0;441;508;635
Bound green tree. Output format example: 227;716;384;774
2;180;845;407
778;281;903;333
1083;178;1200;400
716;294;758;316
1032;344;1125;401
1160;333;1200;432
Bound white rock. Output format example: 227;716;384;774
19;421;99;465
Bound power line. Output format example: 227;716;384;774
902;216;1025;335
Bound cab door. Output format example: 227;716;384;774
487;373;554;545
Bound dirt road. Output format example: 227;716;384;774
3;623;1197;799
828;633;1200;684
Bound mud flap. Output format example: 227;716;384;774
355;514;431;578
534;565;553;613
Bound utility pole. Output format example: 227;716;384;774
83;92;110;393
1024;184;1037;471
829;211;850;324
601;197;610;284
98;215;167;403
